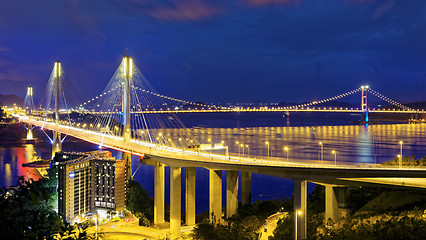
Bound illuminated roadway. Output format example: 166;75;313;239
15;113;426;180
79;108;426;114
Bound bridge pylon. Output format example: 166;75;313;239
361;85;369;123
122;56;133;180
24;86;34;140
52;61;62;159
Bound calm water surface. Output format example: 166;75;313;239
2;112;426;213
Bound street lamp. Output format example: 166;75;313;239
295;210;302;240
245;144;249;158
241;143;244;158
284;146;289;161
319;142;323;163
399;141;403;167
236;141;240;160
332;150;336;166
266;141;270;160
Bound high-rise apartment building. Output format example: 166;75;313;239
53;151;126;222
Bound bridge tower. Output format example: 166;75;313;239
52;61;62;159
24;86;34;140
122;56;133;180
361;85;369;122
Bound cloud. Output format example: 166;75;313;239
372;0;396;20
111;0;224;22
66;0;106;42
241;0;300;7
148;0;223;21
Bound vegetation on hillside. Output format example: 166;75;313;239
0;123;24;142
382;155;426;167
0;174;99;239
125;180;155;226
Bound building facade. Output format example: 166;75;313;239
54;151;126;222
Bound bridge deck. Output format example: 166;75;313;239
17;114;426;180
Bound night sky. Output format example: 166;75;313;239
1;0;426;104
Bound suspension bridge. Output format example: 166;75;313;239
11;56;426;239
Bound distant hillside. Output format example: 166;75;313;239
406;101;426;110
0;94;24;107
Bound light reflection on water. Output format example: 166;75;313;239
189;123;426;165
0;144;41;188
2;118;426;213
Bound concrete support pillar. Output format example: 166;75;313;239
52;131;62;159
186;167;196;226
294;180;307;240
325;186;347;223
325;185;338;224
154;163;165;225
27;123;33;140
226;170;239;218
170;167;181;237
209;170;222;225
241;172;251;206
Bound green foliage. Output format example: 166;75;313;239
382;155;426;167
0;123;24;142
346;186;385;214
0;176;63;239
237;198;283;222
57;221;101;240
317;216;426;240
308;185;325;215
135;212;150;226
191;222;259;240
270;214;294;240
0;176;99;240
125;180;154;222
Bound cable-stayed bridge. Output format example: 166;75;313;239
11;56;426;239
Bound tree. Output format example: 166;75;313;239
191;221;258;240
135;212;150;226
125;180;154;222
0;176;99;239
0;176;63;239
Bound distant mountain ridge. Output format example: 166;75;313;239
0;94;24;107
406;101;426;110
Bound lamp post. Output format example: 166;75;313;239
245;144;249;158
208;138;212;158
284;146;289;161
241;143;244;158
319;142;323;163
399;141;403;167
266;141;270;160
95;211;98;239
236;141;240;160
332;150;336;166
295;210;302;240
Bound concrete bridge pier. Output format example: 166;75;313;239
170;167;182;238
325;185;348;224
186;167;196;226
226;170;239;218
241;172;251;206
52;131;62;159
294;180;307;240
154;163;165;225
26;123;33;140
209;170;222;225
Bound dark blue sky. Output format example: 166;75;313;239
1;0;426;104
